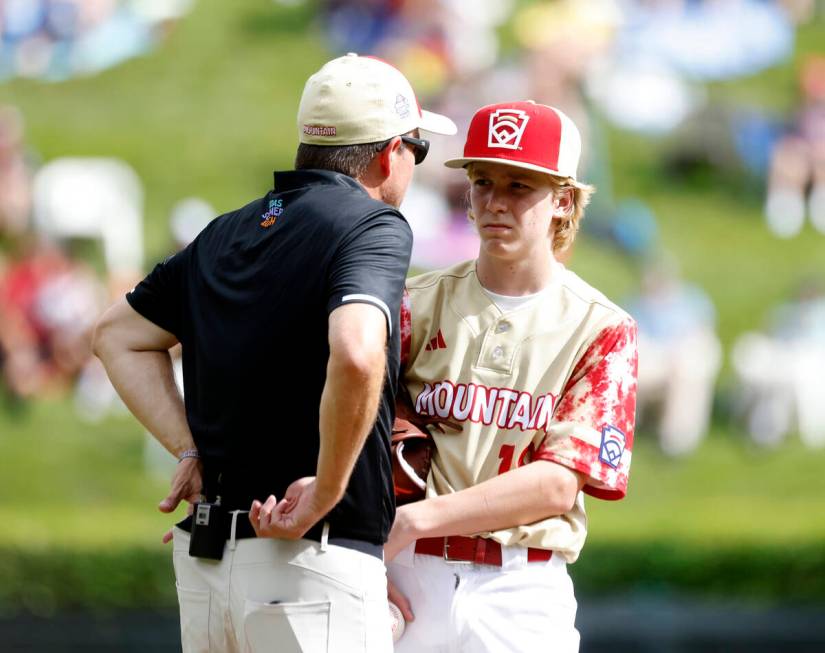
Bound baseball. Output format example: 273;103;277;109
389;601;406;643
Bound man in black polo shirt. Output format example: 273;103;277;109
93;53;455;652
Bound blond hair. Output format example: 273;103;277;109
465;164;595;253
546;176;594;253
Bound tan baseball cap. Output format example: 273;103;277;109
298;53;457;146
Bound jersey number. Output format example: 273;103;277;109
497;442;536;474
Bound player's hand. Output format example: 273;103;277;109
384;503;419;562
159;456;202;544
388;578;414;623
249;476;326;540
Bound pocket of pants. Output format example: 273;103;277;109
176;584;211;653
244;599;330;653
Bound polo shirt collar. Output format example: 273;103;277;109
273;169;367;194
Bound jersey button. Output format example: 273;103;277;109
492;345;505;359
496;322;510;333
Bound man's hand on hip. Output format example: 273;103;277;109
249;476;329;540
159;457;203;544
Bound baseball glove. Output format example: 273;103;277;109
391;386;460;505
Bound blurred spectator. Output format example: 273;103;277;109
628;257;722;457
321;0;400;56
0;115;128;414
584;0;797;136
732;280;825;448
320;0;512;96
764;55;825;237
0;235;106;402
0;105;32;236
615;0;794;82
31;156;143;297
0;0;194;82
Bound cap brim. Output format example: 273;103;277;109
444;156;586;188
419;109;457;136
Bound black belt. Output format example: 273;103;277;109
232;517;323;541
228;516;336;543
178;514;383;560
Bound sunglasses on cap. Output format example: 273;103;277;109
401;135;429;165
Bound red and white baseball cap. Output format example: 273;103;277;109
444;101;584;186
298;53;457;146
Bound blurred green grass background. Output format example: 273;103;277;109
1;0;824;604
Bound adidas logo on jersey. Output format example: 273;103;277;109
425;329;447;351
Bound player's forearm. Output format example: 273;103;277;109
398;460;583;540
315;343;386;508
97;346;194;458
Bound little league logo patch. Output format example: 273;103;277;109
260;198;284;228
488;109;530;150
599;425;625;468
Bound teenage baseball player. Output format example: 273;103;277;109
385;101;638;652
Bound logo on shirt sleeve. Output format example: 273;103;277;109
599;425;625;468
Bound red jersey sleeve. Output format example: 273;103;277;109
400;287;412;369
533;318;638;500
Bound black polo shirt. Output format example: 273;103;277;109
127;170;412;544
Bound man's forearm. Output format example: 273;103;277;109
99;347;194;458
314;303;388;509
315;347;385;507
94;300;195;459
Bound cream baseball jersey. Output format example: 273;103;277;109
401;259;638;563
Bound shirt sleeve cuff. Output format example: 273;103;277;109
338;293;393;336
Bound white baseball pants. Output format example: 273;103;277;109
172;525;392;653
388;544;579;652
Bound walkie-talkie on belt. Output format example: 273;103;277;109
188;495;227;560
